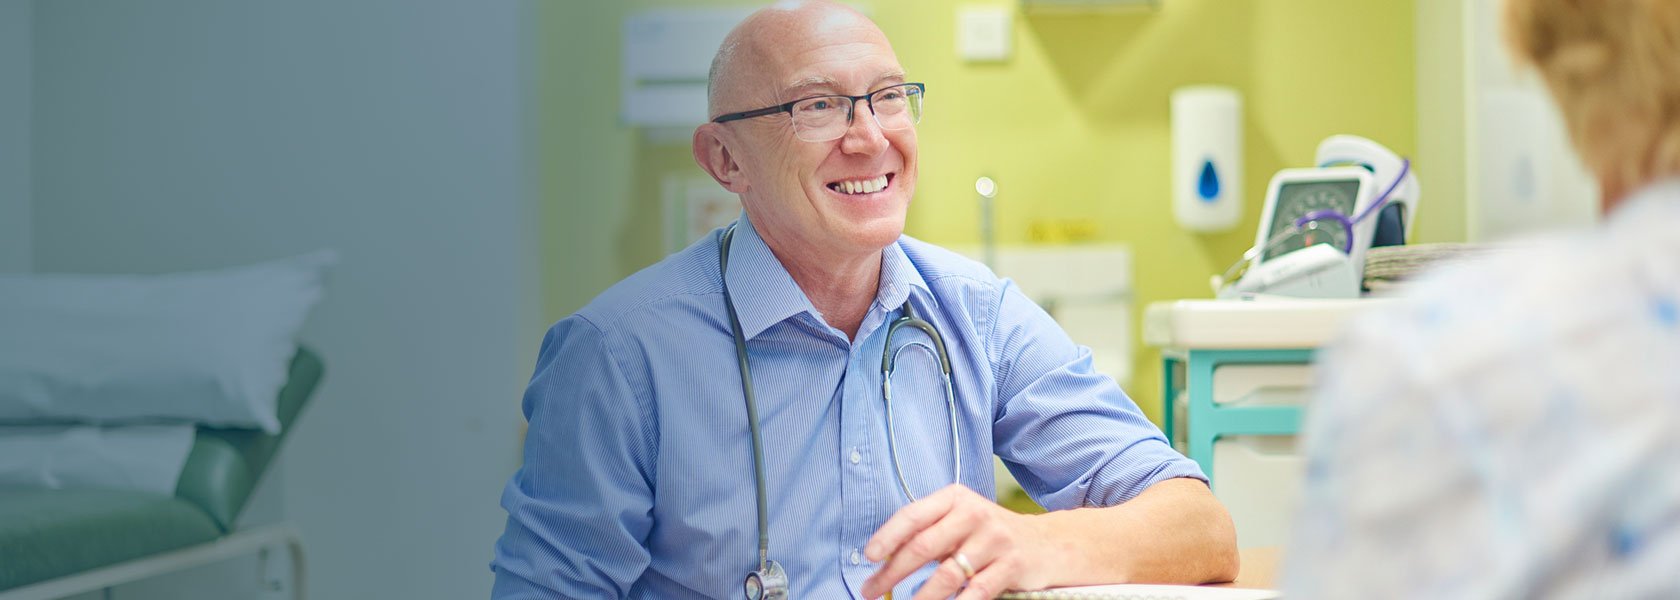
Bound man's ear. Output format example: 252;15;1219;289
692;123;749;194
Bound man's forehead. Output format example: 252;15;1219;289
759;32;903;93
711;1;902;110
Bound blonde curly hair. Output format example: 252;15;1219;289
1504;0;1680;200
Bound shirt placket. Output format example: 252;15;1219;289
839;306;891;597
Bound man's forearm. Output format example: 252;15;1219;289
1027;477;1240;586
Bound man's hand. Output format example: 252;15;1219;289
858;478;1238;599
860;484;1048;600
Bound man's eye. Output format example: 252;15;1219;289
878;91;903;101
802;100;835;111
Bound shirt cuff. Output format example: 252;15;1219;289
1085;453;1208;508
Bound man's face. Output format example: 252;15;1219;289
722;16;917;260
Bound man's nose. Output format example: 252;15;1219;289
838;104;889;156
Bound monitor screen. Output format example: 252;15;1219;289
1262;179;1363;262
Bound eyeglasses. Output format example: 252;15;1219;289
712;82;925;143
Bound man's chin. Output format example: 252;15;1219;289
840;215;907;252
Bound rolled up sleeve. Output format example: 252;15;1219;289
491;316;657;599
986;281;1204;511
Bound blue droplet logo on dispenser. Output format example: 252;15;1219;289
1197;157;1221;203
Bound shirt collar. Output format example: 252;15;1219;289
722;215;934;341
723;215;818;341
875;234;934;315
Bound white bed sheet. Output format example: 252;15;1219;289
0;424;196;495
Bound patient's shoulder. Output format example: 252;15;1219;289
1337;223;1669;387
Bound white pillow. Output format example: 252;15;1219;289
0;424;196;494
0;251;334;433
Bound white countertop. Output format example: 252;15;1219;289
1143;297;1399;350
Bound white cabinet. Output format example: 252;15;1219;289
1148;299;1392;548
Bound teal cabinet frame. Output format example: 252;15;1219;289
1162;348;1314;481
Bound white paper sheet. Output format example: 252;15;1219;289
0;424;196;494
1000;584;1282;600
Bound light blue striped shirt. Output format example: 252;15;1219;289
491;216;1204;599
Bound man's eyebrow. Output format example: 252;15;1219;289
871;71;907;87
780;71;908;98
782;76;842;97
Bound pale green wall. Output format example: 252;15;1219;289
539;0;1419;424
0;0;30;273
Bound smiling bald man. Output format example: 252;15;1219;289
490;2;1237;598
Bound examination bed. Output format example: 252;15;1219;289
0;347;323;600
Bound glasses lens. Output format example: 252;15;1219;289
870;84;922;131
790;96;852;142
787;85;923;142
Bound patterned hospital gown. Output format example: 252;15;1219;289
1283;178;1680;599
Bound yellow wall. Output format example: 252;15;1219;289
539;0;1418;425
1414;0;1468;244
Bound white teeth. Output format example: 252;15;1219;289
833;175;890;195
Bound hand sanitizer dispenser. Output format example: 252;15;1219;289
1172;86;1243;232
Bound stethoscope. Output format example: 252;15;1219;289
720;224;962;600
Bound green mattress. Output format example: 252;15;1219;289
0;347;322;592
177;347;323;532
0;490;222;590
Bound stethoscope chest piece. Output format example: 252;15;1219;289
744;559;788;600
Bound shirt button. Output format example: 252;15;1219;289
850;548;862;565
849;448;862;465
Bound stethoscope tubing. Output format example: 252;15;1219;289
720;223;961;598
881;306;961;503
719;226;773;572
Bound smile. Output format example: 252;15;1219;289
826;173;894;196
